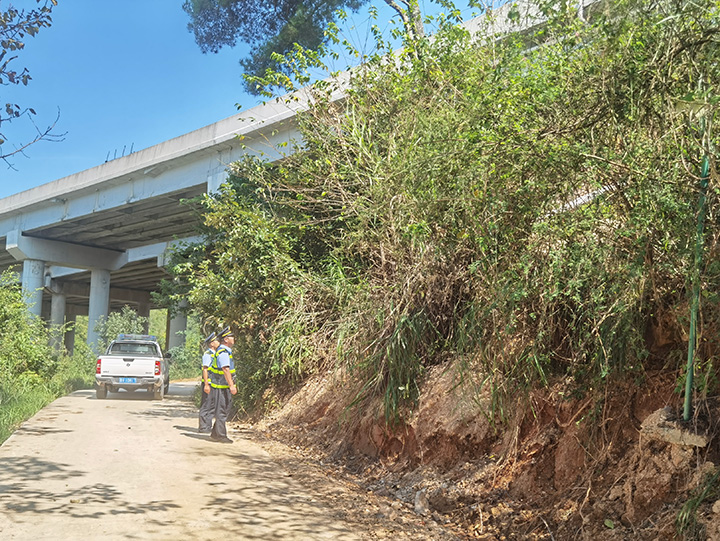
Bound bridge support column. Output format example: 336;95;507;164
166;301;188;351
64;312;77;355
21;259;45;317
50;287;67;352
87;269;111;350
138;302;151;333
207;171;225;193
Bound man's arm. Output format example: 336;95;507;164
222;366;237;395
202;367;211;394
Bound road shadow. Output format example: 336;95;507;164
88;389;156;401
174;424;201;432
181;432;214;442
86;382;195;403
0;456;181;523
130;394;198;421
13;426;73;436
195;449;365;539
167;382;196;398
0;456;85;483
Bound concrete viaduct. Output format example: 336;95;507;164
0;92;325;352
0;1;566;352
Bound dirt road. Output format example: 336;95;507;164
0;383;363;540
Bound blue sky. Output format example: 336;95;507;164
0;1;479;200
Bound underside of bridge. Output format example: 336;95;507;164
25;185;205;250
0;184;207;352
0;75;306;352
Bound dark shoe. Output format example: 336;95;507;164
198;428;212;434
210;435;233;444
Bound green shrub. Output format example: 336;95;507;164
93;305;149;352
0;271;94;444
159;0;720;421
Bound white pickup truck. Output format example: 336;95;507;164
95;334;171;400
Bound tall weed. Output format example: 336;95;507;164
159;0;720;421
0;271;95;443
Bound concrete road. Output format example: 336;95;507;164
0;383;362;540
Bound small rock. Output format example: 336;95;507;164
640;407;708;448
712;499;720;515
414;489;430;516
377;505;396;520
608;485;624;501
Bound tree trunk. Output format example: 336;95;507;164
383;0;425;42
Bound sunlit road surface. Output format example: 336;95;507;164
0;382;361;540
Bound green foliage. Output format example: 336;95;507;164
166;315;204;380
676;467;720;540
93;305;149;353
148;309;167;349
166;0;720;422
0;383;53;443
0;271;53;380
354;310;435;423
0;0;62;164
231;332;273;415
0;271;94;444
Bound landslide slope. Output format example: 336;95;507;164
248;364;720;540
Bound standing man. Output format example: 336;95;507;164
209;326;237;443
198;331;219;433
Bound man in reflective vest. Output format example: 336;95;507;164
208;326;237;443
198;331;219;433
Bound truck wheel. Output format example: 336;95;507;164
153;385;164;400
96;387;108;399
164;379;170;395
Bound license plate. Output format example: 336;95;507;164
118;377;137;384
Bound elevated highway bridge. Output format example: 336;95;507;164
0;95;313;350
0;0;578;351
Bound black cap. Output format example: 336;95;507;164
203;332;217;344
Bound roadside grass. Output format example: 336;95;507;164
0;384;57;443
0;353;95;445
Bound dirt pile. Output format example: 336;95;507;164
246;364;720;539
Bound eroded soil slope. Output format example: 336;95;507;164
241;365;720;540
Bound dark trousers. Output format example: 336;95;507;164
210;387;232;439
198;385;214;431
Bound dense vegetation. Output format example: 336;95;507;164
160;0;720;424
0;271;95;443
0;284;183;444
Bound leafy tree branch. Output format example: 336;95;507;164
0;0;64;168
182;0;430;95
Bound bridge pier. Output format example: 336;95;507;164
21;259;45;317
138;302;151;333
49;284;66;352
166;300;188;351
64;312;77;354
87;269;111;350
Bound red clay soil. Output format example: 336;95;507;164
241;364;720;540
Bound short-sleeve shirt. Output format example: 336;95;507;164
201;349;214;368
215;346;233;370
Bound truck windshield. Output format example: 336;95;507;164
109;343;159;357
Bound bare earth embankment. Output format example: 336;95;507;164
242;365;720;540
